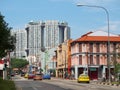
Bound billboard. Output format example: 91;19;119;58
0;60;4;70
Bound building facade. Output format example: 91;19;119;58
25;20;70;56
44;20;70;48
56;39;72;78
71;31;120;80
25;21;44;57
25;20;71;73
12;29;27;59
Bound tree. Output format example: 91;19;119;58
11;58;29;69
115;47;120;75
0;12;15;58
111;47;120;80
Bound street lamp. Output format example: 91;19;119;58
77;4;110;82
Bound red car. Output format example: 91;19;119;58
33;74;43;80
11;72;15;77
28;74;35;79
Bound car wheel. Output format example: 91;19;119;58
87;81;89;83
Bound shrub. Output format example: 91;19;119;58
0;77;16;90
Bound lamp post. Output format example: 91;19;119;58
77;4;110;82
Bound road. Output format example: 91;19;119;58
13;75;120;90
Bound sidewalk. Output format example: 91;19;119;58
91;80;120;87
51;77;120;87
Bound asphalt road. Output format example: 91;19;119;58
13;75;120;90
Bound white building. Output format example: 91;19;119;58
12;29;27;59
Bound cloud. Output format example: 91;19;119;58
76;0;116;6
109;21;120;32
98;21;120;33
49;0;116;6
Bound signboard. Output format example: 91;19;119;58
0;60;4;64
90;68;96;71
0;60;4;70
0;64;4;70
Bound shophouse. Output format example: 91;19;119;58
71;30;120;80
56;39;72;78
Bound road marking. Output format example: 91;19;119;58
33;87;38;90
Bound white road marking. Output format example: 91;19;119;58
33;87;38;90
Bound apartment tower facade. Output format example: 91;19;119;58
12;30;27;59
25;20;71;56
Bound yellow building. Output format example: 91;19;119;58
56;39;72;78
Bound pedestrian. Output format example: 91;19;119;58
102;73;106;82
111;74;114;82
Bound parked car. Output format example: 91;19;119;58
33;74;43;80
43;74;51;80
77;74;90;83
28;73;35;79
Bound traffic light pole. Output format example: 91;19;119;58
3;59;7;80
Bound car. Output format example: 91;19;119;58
33;74;43;80
11;72;15;77
24;73;28;78
43;74;51;80
77;74;90;83
28;73;35;79
21;72;25;77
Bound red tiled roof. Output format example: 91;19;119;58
73;36;120;42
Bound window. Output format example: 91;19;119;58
96;43;100;52
79;55;82;65
90;43;93;52
90;55;93;65
96;55;100;65
79;44;82;52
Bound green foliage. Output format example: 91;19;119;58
0;13;16;58
114;63;120;74
11;58;29;69
0;78;16;90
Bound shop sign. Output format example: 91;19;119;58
90;68;96;71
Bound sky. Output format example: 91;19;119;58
0;0;120;39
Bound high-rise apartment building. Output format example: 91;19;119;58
25;20;71;56
12;20;70;72
25;21;44;56
25;20;71;72
12;29;27;58
44;20;70;48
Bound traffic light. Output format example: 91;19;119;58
3;63;8;71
